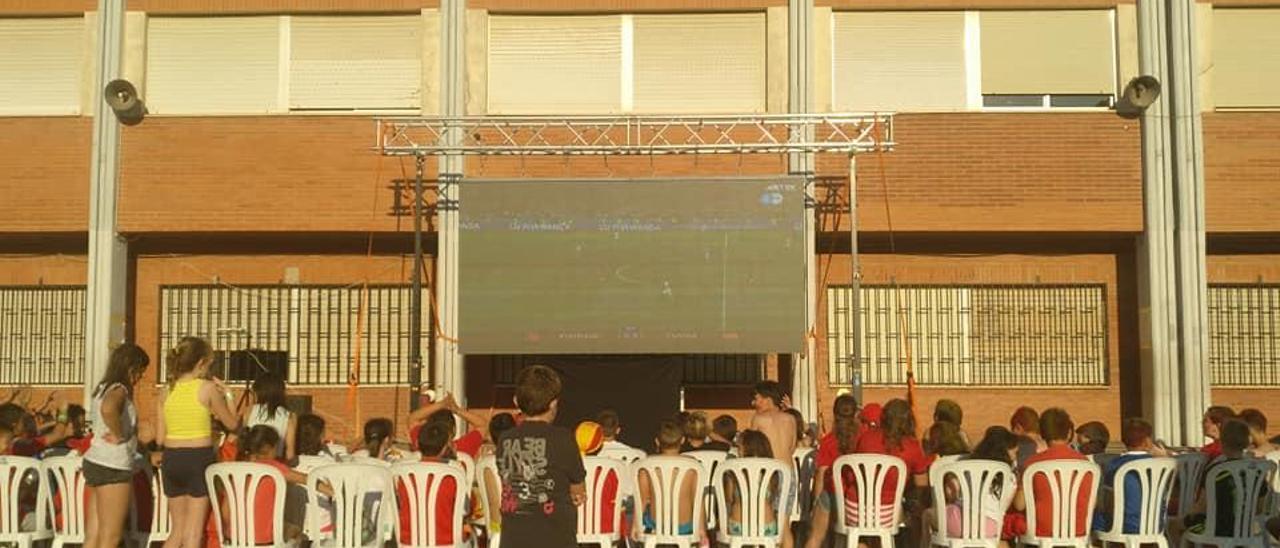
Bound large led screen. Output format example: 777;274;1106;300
459;177;805;354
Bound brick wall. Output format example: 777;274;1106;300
1204;113;1280;233
0;118;90;233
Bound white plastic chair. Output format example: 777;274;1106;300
1019;459;1101;548
1093;457;1176;548
578;456;628;547
0;456;52;548
714;457;793;548
349;455;392;468
927;459;1015;548
684;450;727;530
792;448;817;523
831;454;908;548
390;462;468;548
308;463;394;548
451;453;475;491
43;456;86;548
633;455;705;548
1262;450;1280;511
328;443;351;457
206;462;290;548
1172;453;1209;520
296;455;337;474
473;455;502;548
129;466;172;548
1182;459;1276;548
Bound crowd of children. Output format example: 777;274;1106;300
4;337;1280;548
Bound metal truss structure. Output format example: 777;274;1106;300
375;113;894;157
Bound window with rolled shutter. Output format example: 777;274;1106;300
632;13;766;114
832;11;967;112
289;15;421;111
1212;8;1280;108
146;16;282;114
487;15;623;114
0;17;84;115
980;10;1115;97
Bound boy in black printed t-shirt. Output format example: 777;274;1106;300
497;365;586;548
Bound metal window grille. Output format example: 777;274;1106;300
491;354;762;386
159;285;428;385
827;284;1108;386
1208;284;1280;386
0;286;86;386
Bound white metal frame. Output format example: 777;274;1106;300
376;113;893;157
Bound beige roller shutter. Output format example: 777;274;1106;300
146;16;281;114
0;18;84;115
290;15;421;110
832;11;966;112
981;10;1115;95
633;13;766;114
1213;8;1280;108
488;15;622;114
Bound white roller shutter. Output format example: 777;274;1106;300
832;11;966;112
633;13;766;114
290;15;421;110
981;10;1115;95
488;15;622;114
0;17;84;115
1213;8;1280;108
146;16;281;114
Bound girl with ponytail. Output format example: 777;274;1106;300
156;336;241;548
83;343;149;548
803;394;860;548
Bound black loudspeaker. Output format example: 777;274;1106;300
211;350;289;382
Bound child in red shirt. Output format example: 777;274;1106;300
396;421;469;546
1012;408;1093;538
851;399;933;530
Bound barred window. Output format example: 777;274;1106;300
490;354;762;386
159;285;428;385
1208;284;1280;386
0;286;86;385
827;284;1108;386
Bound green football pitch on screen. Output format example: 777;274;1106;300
459;177;806;354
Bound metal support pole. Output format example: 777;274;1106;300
849;156;863;405
1136;0;1210;445
410;154;426;411
84;0;129;405
788;0;818;423
435;0;466;408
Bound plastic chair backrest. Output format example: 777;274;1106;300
349;455;392;468
831;453;907;532
928;459;1015;543
1105;457;1176;536
206;462;287;548
390;462;467;548
1263;451;1280;499
578;457;627;539
42;456;86;540
792;448;817;521
1200;458;1276;538
0;456;49;536
600;447;646;465
452;453;475;490
295;455;336;474
328;443;350;457
309;463;393;548
1021;459;1100;540
1173;452;1208;518
130;466;172;541
474;456;501;531
714;457;793;543
634;456;705;543
684;450;727;527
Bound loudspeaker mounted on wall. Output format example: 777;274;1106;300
104;79;146;125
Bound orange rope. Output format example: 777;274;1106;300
349;126;390;424
873;117;915;416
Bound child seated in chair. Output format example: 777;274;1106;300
237;425;330;543
396;421;472;546
1167;419;1269;544
724;429;781;538
637;418;702;539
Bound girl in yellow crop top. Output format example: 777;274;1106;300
156;336;241;548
